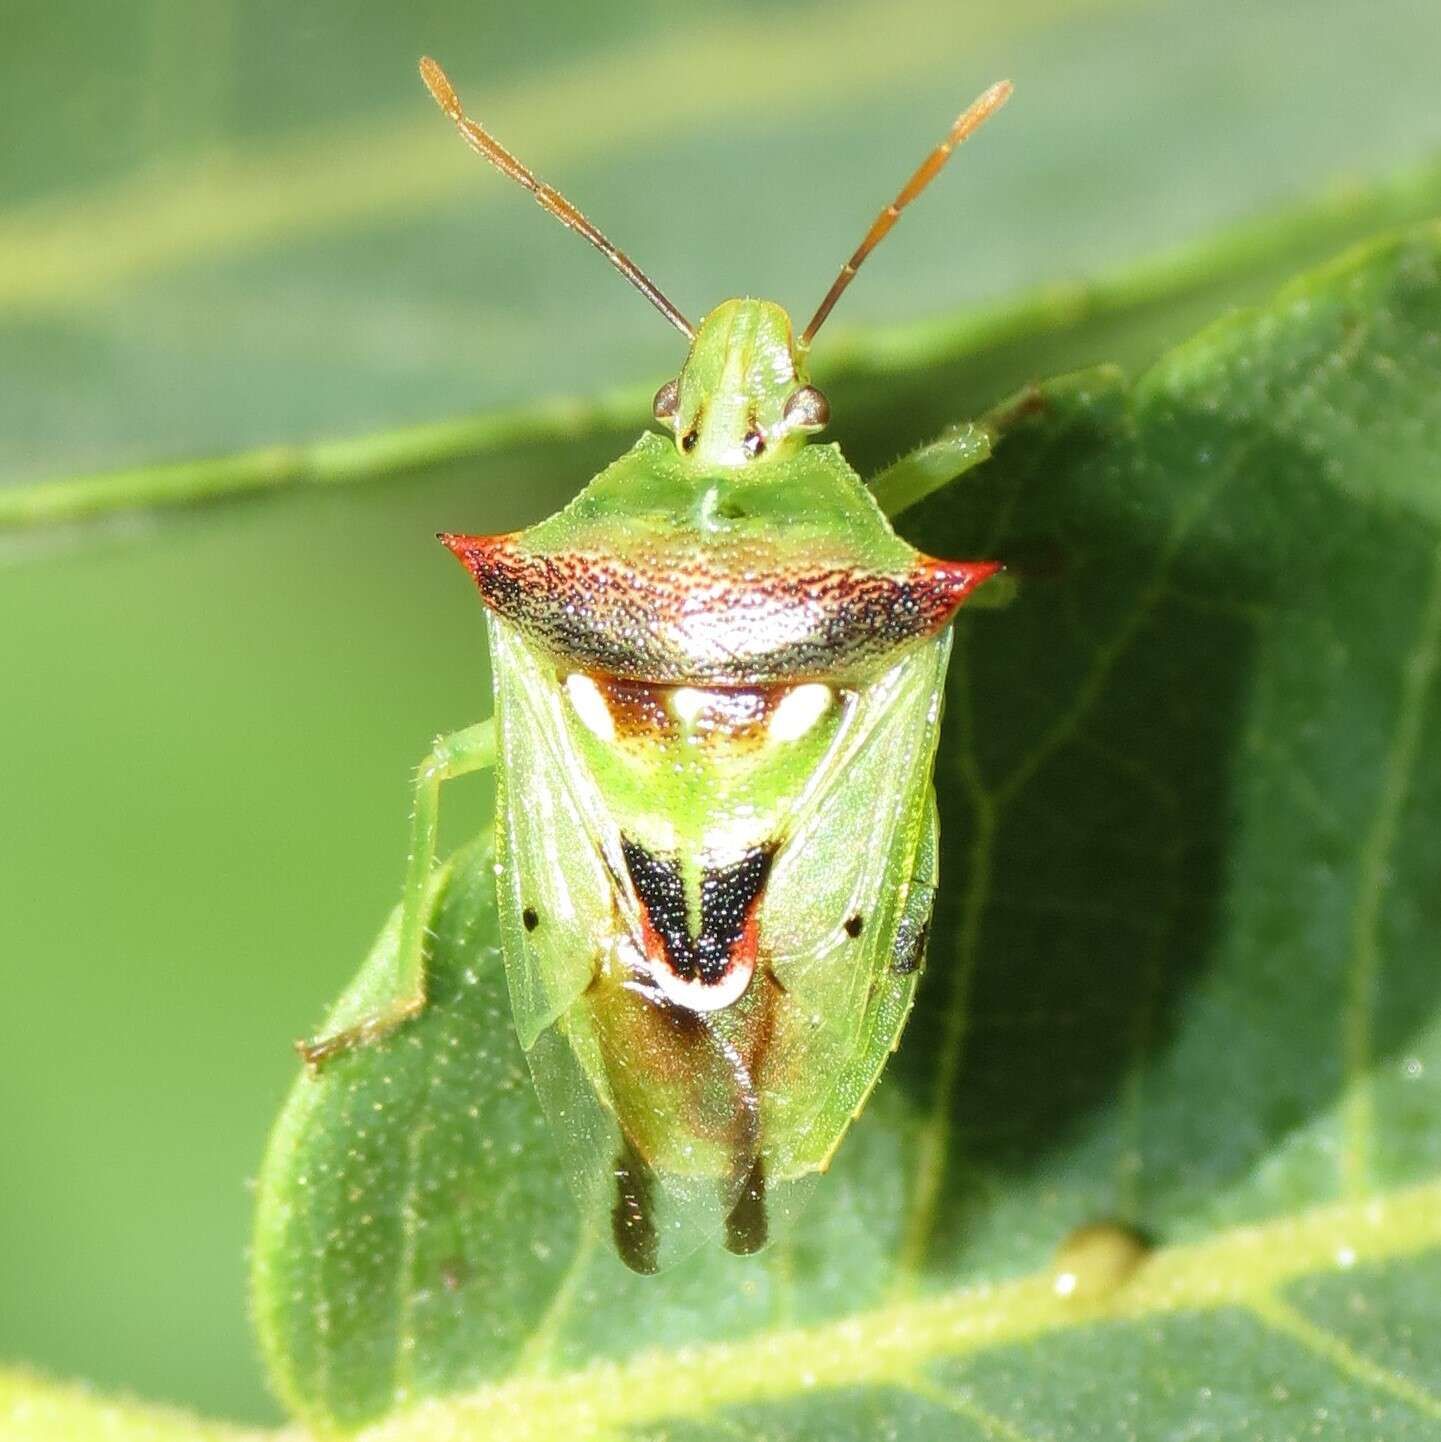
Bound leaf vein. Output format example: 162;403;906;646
1248;1292;1441;1423
1339;536;1441;1196
905;1376;1049;1442
353;1178;1441;1442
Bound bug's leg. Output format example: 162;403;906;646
892;790;939;976
868;421;994;520
612;1136;660;1275
297;719;496;1069
871;384;1046;521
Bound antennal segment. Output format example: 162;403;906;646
799;80;1012;350
420;56;695;340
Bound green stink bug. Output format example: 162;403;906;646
300;57;1010;1273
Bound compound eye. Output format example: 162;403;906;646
782;384;830;431
652;378;680;423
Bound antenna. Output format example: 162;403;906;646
799;80;1013;350
420;56;695;340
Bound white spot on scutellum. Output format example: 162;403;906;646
653;957;754;1011
671;686;706;724
615;935;754;1012
565;672;614;740
769;682;832;742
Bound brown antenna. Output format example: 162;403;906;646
420;56;695;340
799;80;1013;350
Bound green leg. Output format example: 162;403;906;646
869;421;993;520
298;719;496;1068
871;383;1047;521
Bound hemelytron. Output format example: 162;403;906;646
301;56;1011;1273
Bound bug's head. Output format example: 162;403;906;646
650;299;829;469
420;58;1011;466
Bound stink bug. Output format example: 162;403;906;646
300;57;1011;1273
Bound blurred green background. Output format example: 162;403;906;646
4;0;1441;1426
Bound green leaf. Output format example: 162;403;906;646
9;154;1441;539
0;1368;256;1442
7;0;1441;493
250;226;1441;1438
9;1;1441;1430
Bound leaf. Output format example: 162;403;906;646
8;155;1441;539
0;1368;256;1442
251;226;1441;1438
6;0;1441;491
9;2;1441;1430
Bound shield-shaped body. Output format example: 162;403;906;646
443;303;996;1271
